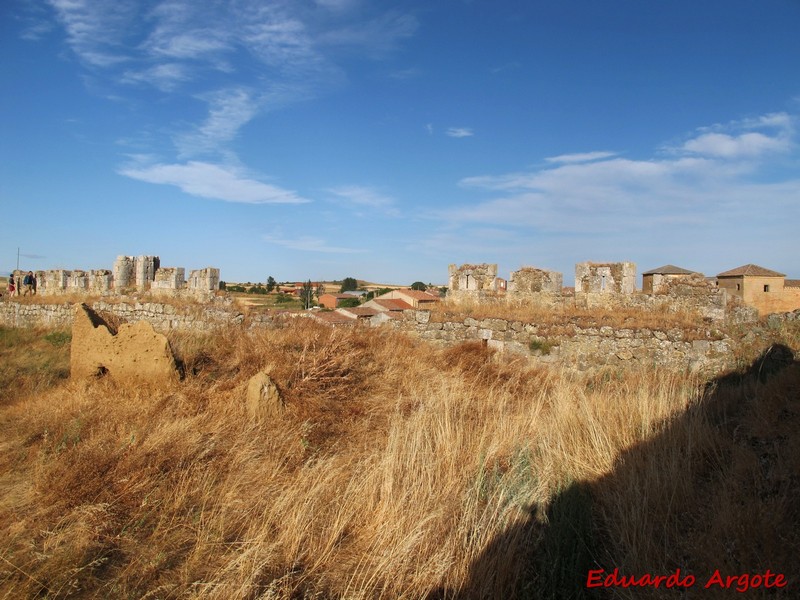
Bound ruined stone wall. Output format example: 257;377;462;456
150;267;186;296
382;310;734;373
67;270;88;293
135;255;160;290
507;267;562;296
0;298;246;332
113;256;135;290
575;262;636;294
447;263;498;301
188;267;220;292
88;270;113;294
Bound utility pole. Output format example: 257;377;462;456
16;247;20;271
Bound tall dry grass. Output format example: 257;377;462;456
0;321;797;598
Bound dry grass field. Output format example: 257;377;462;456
0;319;798;598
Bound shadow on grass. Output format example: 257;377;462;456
432;344;799;599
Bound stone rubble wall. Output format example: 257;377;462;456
382;309;737;373
507;267;563;295
3;300;794;373
575;261;637;294
0;299;247;332
447;263;498;301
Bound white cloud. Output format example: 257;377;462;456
175;88;260;157
447;112;800;235
263;234;365;254
681;132;790;158
121;63;190;91
119;160;310;204
446;127;474;138
47;0;138;67
545;151;618;164
327;185;399;216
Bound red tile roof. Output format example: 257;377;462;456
397;290;439;301
311;312;354;325
717;264;786;278
371;298;413;311
337;307;378;318
642;265;696;275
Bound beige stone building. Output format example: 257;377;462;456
716;264;800;315
642;265;697;294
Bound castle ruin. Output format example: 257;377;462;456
447;264;498;301
507;267;563;296
575;262;636;295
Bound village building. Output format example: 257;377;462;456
363;298;414;313
319;293;355;309
336;306;379;321
375;289;439;309
716;264;800;315
642;265;697;294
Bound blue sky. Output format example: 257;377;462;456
2;0;799;286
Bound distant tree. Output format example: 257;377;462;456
338;297;361;308
365;287;392;301
438;286;448;296
219;281;227;291
275;293;293;304
410;281;427;291
300;279;316;309
340;277;358;293
266;276;276;292
316;283;325;298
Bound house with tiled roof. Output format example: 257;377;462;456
319;293;354;309
716;264;800;315
375;289;439;309
336;306;379;321
642;265;697;294
362;298;414;313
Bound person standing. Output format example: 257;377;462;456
22;271;34;296
5;274;14;297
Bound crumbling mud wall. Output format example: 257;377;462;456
70;304;178;383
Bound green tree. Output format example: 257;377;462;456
338;297;361;308
300;279;316;309
266;276;276;292
340;277;358;293
410;281;427;291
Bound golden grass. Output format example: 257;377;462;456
0;322;797;598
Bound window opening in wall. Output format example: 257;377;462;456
600;274;606;291
764;284;770;292
465;273;471;290
736;283;741;291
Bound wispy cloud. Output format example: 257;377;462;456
175;88;260;157
42;0;421;189
119;160;310;204
545;151;618;164
446;127;474;138
263;234;365;254
447;112;799;234
327;185;399;216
